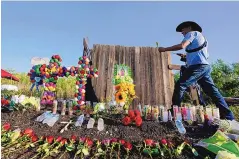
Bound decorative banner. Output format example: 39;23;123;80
28;55;99;108
31;57;50;65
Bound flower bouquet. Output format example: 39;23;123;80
112;64;137;111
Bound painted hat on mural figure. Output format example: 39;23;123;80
176;21;202;33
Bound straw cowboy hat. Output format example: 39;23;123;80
176;21;202;32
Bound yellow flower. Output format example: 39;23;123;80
115;91;127;103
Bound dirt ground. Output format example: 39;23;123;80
1;109;217;159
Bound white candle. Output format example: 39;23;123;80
191;106;196;121
168;111;172;121
163;111;168;122
206;106;213;120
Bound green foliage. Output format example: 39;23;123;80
1;72;76;99
230;106;239;121
211;59;239;97
173;60;239;104
174;60;239;97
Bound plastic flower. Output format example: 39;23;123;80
134;110;141;117
161;139;167;145
24;128;34;137
128;110;136;120
2;123;11;132
135;116;143;127
122;116;131;125
124;141;132;159
144;139;154;147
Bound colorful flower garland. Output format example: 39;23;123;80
28;55;98;108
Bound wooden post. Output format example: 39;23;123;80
83;37;91;59
189;86;200;105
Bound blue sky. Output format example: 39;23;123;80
2;1;239;73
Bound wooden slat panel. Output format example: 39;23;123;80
92;45;100;97
115;45;120;65
162;52;172;108
105;45;115;101
120;46;124;65
151;48;156;105
145;47;150;105
99;45;107;101
91;44;174;108
157;50;164;105
139;47;145;106
167;52;174;95
124;46;130;66
130;47;136;109
103;45;110;100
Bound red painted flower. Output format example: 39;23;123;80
119;139;126;145
31;135;38;142
71;135;77;142
2;122;11;131
111;138;118;143
124;142;132;150
46;136;54;144
144;139;154;146
161;139;167;145
60;138;68;145
135;116;142;127
85;138;93;147
128;110;135;120
24;128;33;136
79;137;86;143
56;136;62;142
122;116;131;126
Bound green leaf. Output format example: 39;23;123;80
66;144;75;152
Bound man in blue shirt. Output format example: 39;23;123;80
158;21;234;120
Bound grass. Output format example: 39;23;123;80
1;72;76;99
230;106;239;121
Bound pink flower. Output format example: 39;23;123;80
161;139;167;145
102;139;111;146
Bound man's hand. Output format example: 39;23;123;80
158;47;166;52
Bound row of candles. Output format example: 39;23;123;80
51;100;96;116
140;104;220;123
162;105;220;123
50;99;220;124
52;99;73;115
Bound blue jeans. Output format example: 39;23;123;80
172;64;234;120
